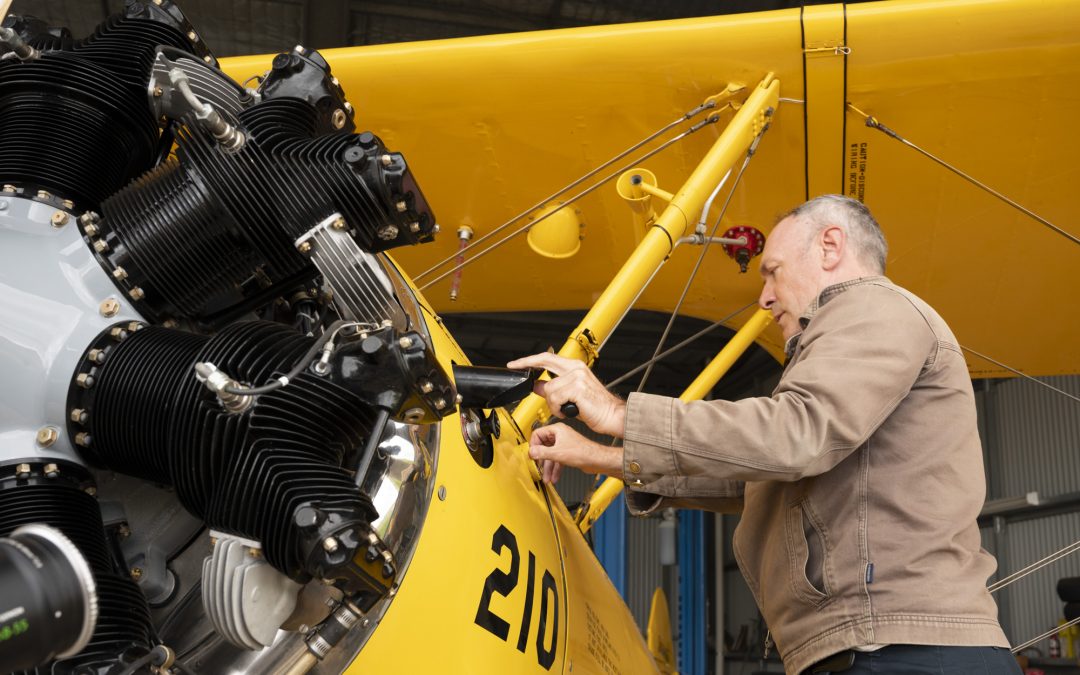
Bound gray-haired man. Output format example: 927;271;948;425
509;195;1018;674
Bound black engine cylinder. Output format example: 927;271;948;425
0;465;154;674
0;2;210;209
71;322;380;582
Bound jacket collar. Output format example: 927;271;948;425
784;276;891;358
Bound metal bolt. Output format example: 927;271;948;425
153;86;163;97
395;200;407;213
129;287;145;301
2;184;14;192
434;398;447;410
84;485;96;496
76;373;95;389
152;0;162;4
84;223;99;237
127;321;142;332
294;44;305;52
15;463;31;479
109;327;128;341
75;432;92;447
163;319;178;328
409;221;420;233
36;190;50;200
331;217;347;230
70;408;87;424
44;463;59;478
331;109;346;129
419;380;433;394
36;427;58;446
187;30;197;41
51;211;69;227
380;154;392;167
404;407;424;423
344;101;353;113
398;336;413;349
93;239;109;253
247;548;261;558
203;55;212;64
433;224;441;234
297;241;312;254
130;567;143;581
437;485;446;501
322;537;339;553
112;267;128;281
210;536;218;546
118;524;131;538
62;199;74;209
88;349;106;364
99;298;120;317
378;225;398;240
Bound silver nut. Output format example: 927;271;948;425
15;463;31;478
378;225;398;241
434;398;446;410
331;109;346;129
409;221;420;233
93;239;109;253
112;267;128;281
84;485;96;495
322;537;339;553
395;200;407;213
187;30;197;41
88;348;105;364
99;298;120;317
153;86;163;98
380;154;392;167
36;190;50;200
84;223;99;237
76;373;95;389
419;380;433;393
331;217;347;230
297;241;312;253
129;287;145;301
44;463;59;477
36;427;58;446
2;184;14;192
51;211;69;227
398;336;413;349
70;408;87;424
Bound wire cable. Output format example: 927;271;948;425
414;99;722;281
634;124;768;393
989;539;1080;593
418;115;723;291
962;346;1080;405
847;103;1079;247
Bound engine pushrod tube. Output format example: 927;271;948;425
512;74;779;434
576;308;772;533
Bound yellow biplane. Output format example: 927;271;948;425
0;0;1075;673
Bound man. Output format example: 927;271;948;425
508;195;1018;675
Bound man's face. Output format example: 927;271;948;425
757;216;825;341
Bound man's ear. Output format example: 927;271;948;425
820;225;845;270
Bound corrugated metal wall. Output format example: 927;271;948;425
978;375;1080;655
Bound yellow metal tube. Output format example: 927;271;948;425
576;308;773;534
513;73;779;433
637;181;675;204
680;308;773;402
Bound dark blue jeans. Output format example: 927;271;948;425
806;644;1023;674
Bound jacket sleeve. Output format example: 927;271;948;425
622;286;937;487
624;476;744;516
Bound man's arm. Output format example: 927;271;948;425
623;286;936;487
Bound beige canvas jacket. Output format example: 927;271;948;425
621;277;1008;675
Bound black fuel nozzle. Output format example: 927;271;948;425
452;365;539;410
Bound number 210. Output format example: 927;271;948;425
473;524;559;670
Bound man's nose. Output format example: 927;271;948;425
758;284;774;310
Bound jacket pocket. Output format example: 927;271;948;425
785;499;832;606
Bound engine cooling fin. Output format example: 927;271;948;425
72;322;380;581
0;468;155;673
0;5;210;209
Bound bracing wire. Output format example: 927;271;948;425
1012;616;1080;655
990;539;1080;594
415;99;723;282
634;124;768;394
605;302;758;390
418;115;724;292
962;346;1080;405
846;103;1080;247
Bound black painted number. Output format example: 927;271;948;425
474;524;560;670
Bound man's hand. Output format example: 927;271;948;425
530;423;624;484
507;352;626;438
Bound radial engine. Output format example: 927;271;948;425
0;2;455;671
